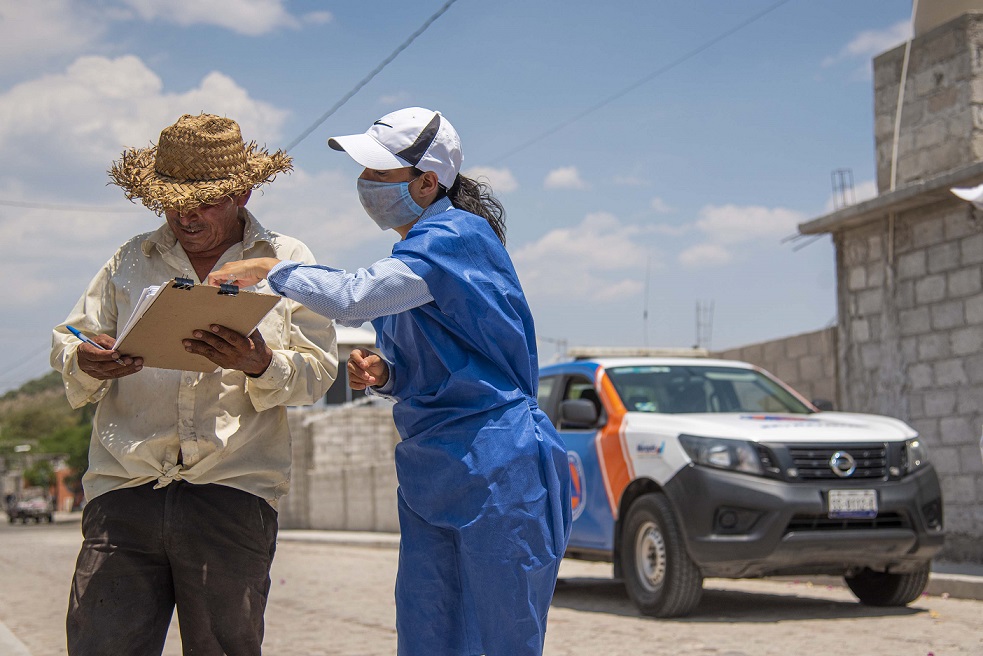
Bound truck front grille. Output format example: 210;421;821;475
787;443;887;480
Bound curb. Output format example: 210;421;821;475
276;530;983;602
924;572;983;601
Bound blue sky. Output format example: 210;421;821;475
0;0;914;393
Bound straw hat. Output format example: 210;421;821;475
109;113;292;215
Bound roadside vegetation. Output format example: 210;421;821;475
0;371;91;493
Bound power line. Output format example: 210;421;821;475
0;0;462;215
0;199;141;213
0;344;51;378
490;0;794;164
284;0;462;152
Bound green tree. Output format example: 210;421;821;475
1;373;92;489
23;460;55;488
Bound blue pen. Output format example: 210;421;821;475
67;325;127;366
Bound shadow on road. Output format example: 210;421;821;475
551;576;923;622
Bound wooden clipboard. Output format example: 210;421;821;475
114;277;280;373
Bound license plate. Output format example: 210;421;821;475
828;489;878;519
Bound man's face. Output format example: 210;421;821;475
164;194;248;256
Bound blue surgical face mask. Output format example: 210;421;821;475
356;178;425;230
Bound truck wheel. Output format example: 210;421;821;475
845;564;930;606
619;492;703;617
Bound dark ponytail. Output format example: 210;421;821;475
446;174;507;246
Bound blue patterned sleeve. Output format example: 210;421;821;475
267;257;434;327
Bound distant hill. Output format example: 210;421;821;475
1;370;64;404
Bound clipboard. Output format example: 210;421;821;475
114;277;280;373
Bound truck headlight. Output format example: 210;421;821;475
904;437;929;473
679;434;764;476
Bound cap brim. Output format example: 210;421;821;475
327;133;410;170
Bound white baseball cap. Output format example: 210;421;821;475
328;107;463;189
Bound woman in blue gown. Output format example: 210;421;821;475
208;107;571;656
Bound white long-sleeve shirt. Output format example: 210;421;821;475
51;210;338;507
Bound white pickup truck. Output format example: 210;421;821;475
539;355;945;617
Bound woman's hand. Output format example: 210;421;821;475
348;347;390;390
206;258;281;288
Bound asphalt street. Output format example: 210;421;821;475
1;515;982;656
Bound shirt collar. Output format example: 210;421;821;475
140;208;275;257
420;196;453;221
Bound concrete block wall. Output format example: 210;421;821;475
837;202;983;562
712;327;838;408
280;402;401;531
281;337;844;533
874;13;983;192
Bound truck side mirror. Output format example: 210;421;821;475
812;398;834;412
560;398;600;429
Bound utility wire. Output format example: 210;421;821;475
0;199;141;213
284;0;461;152
0;0;461;214
0;344;51;379
490;0;794;164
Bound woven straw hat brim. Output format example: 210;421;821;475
109;142;292;215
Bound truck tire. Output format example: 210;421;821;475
619;492;703;617
845;564;930;606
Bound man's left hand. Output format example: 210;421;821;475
183;325;273;376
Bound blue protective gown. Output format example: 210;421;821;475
269;200;571;655
378;206;571;656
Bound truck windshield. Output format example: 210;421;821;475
606;365;813;414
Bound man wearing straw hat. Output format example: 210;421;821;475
51;113;338;655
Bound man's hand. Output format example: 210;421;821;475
183;325;273;376
348;347;390;390
205;257;281;288
76;334;143;380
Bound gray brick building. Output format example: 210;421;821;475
799;11;983;563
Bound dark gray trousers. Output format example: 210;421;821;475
67;481;278;656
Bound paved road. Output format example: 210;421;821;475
1;518;981;655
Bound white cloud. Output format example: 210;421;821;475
650;197;673;213
0;162;383;316
302;11;333;26
694;204;804;244
0;0;320;70
678;243;732;269
674;203;805;269
855;179;878;203
513;212;654;302
118;0;302;35
823;20;911;67
0;55;289;175
544;166;587;190
0;2;105;73
247;167;393;264
0;53;299;314
462;166;518;194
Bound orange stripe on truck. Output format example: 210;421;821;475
593;367;633;518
